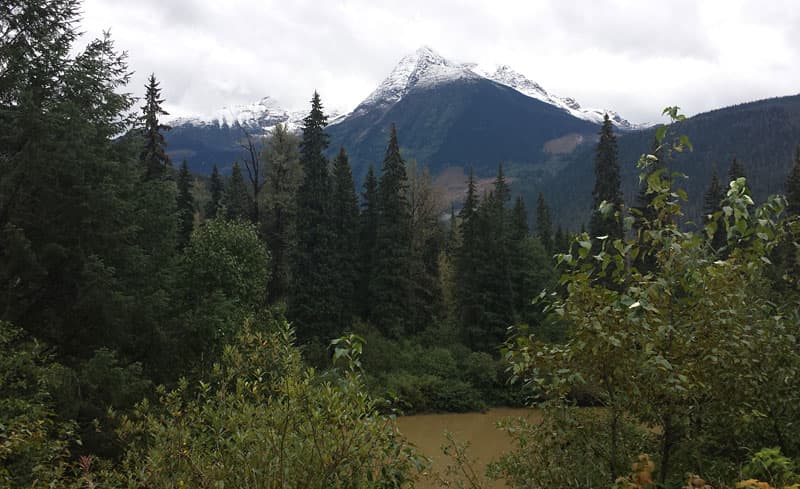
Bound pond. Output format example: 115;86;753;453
395;408;541;489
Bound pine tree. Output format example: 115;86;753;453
176;160;194;247
511;196;529;240
205;164;223;219
787;146;800;216
330;147;359;329
704;169;727;252
536;192;553;254
140;73;171;180
225;162;252;221
728;157;747;183
358;165;379;319
454;167;482;344
554;226;569;253
262;123;302;302
371;124;413;335
589;114;624;240
289;92;338;340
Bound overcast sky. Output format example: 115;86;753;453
78;0;800;124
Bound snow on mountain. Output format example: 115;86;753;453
170;96;341;134
169;46;644;133
350;46;481;117
342;47;645;130
473;64;646;130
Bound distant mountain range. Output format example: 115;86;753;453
165;46;637;176
163;47;800;228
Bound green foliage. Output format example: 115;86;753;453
330;147;360;331
536;192;554;254
140;73;171;180
488;408;654;489
116;320;426;488
589;113;624;241
205;164;224;218
262;123;302;302
505;108;800;487
176;160;195;248
0;321;78;487
371;124;413;335
290;92;339;341
224;162;253;221
742;448;798;489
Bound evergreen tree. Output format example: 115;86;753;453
224;162;252;221
371;124;413;335
262;123;302;302
358;165;379;319
786;146;800;216
512;196;529;240
728;157;747;182
704;169;727;252
289;92;338;340
536;192;553;254
454;167;482;343
589;114;624;240
205;164;223;219
176;160;194;247
140;73;171;180
407;160;445;329
554;225;569;253
330;147;359;329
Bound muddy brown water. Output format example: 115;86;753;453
395;408;541;489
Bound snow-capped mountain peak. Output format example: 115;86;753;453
170;96;341;134
355;46;480;115
349;46;645;130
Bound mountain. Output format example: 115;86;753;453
526;94;800;229
326;46;604;180
164;46;632;176
166;97;342;174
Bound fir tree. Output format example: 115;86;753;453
224;162;252;221
176;160;194;247
205;164;223;219
370;124;412;335
728;157;747;183
511;196;529;240
289;92;338;340
787;146;800;216
554;226;569;253
330;147;359;329
454;167;482;344
704;169;727;252
536;192;553;254
140;73;171;180
589;114;623;240
357;165;380;319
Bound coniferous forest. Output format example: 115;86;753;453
4;1;800;488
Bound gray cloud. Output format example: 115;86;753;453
78;0;800;124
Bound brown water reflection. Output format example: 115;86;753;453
395;408;541;489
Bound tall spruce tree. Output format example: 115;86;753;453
358;165;379;319
703;169;727;252
589;114;624;240
787;146;800;216
176;160;194;247
454;167;482;344
205;164;224;219
330;147;359;330
536;192;553;254
140;73;171;180
371;124;412;335
224;162;252;221
289;92;338;340
728;157;747;182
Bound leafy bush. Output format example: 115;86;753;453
115;318;426;488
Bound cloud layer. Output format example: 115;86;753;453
79;0;800;123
